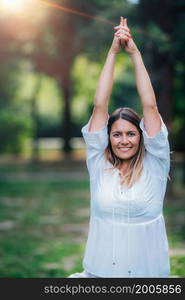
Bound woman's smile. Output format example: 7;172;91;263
118;147;132;152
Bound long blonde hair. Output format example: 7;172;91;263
104;107;145;188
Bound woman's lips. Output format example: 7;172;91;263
118;147;132;152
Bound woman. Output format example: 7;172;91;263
68;17;170;278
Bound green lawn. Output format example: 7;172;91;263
0;161;184;278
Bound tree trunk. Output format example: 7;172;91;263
59;74;72;155
30;77;42;162
155;56;174;132
144;47;174;131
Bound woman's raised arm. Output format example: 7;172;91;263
89;18;131;132
115;17;161;137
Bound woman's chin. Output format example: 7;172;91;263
116;153;134;160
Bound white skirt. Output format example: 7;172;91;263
67;270;99;278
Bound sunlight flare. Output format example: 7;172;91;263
0;0;30;12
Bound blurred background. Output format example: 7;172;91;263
0;0;184;278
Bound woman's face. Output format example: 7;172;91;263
110;118;141;161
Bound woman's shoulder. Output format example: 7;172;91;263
143;150;170;181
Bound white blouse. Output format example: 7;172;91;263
81;115;170;278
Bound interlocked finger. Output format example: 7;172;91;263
114;25;130;33
115;29;132;39
115;28;131;36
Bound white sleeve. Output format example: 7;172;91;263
81;117;108;179
139;115;170;180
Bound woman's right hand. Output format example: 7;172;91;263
110;35;121;54
110;17;126;54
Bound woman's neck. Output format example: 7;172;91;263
119;161;131;174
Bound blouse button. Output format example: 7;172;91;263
112;262;116;265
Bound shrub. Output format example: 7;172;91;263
0;109;32;154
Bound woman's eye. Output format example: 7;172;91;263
112;132;136;137
128;132;135;136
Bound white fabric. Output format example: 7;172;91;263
68;270;99;278
81;115;170;278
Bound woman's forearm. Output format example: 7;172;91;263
94;49;117;108
130;51;157;108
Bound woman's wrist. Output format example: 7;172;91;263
129;50;141;59
109;47;119;56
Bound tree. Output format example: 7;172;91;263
31;0;106;154
138;0;185;131
0;58;31;154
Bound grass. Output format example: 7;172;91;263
0;161;184;278
0;161;89;278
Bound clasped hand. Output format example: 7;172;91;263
111;16;139;55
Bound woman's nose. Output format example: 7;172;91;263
120;135;129;144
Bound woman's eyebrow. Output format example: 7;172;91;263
112;130;137;133
112;130;121;133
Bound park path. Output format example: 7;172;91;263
0;159;88;181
